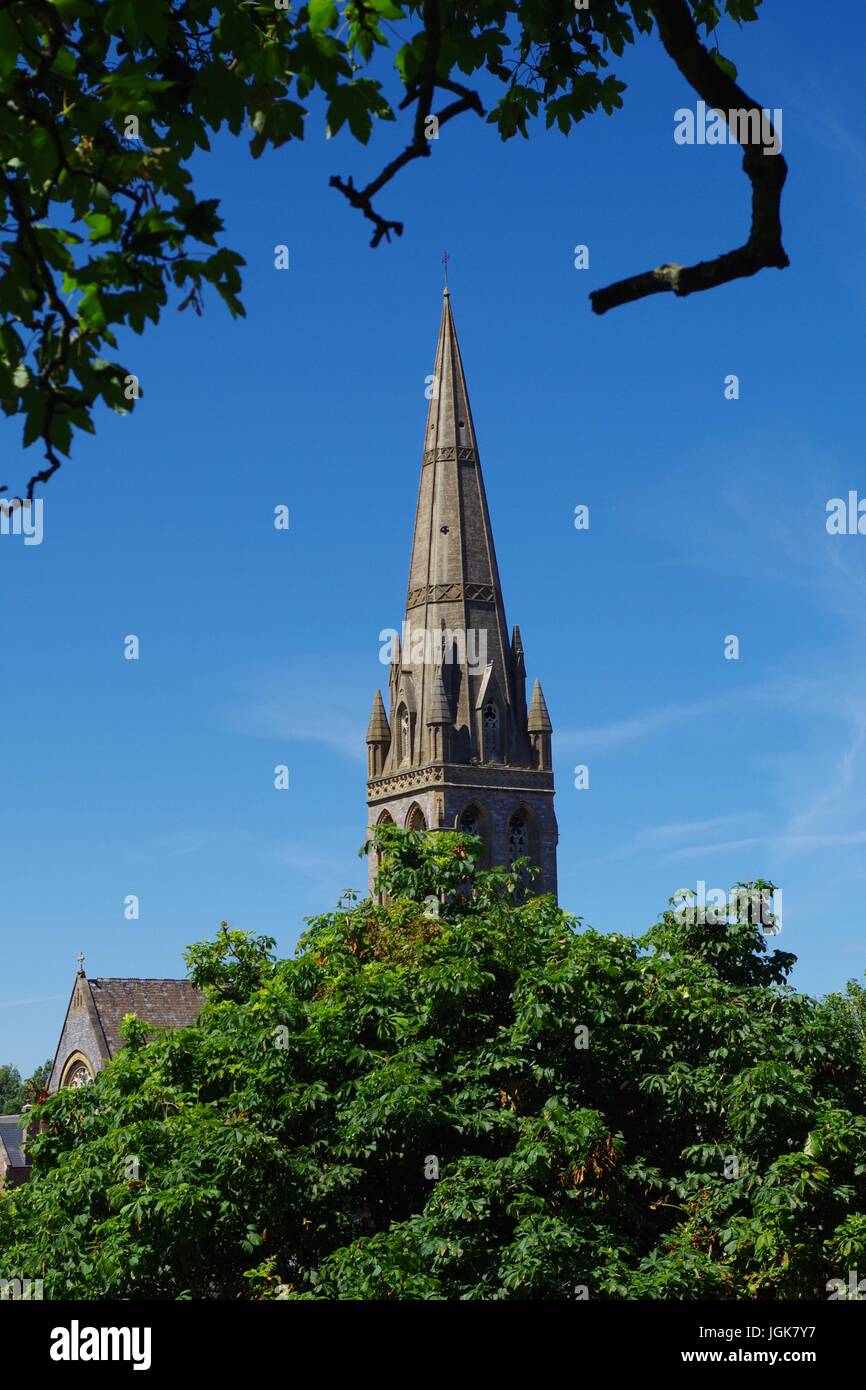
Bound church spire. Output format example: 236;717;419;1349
420;285;481;465
366;289;558;898
394;289;519;768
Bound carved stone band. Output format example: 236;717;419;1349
406;582;496;609
423;446;478;464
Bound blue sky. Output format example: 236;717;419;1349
2;1;865;1074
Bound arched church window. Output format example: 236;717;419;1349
483;702;499;759
399;706;411;763
508;812;529;862
62;1059;92;1088
459;803;490;867
406;804;427;831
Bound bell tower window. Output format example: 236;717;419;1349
482;702;500;761
508;812;528;862
399;706;411;764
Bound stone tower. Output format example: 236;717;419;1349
366;289;558;896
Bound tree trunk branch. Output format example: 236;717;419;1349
590;0;788;315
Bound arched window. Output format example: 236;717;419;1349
399;706;411;763
508;811;529;862
376;810;394;827
458;802;490;867
482;702;499;760
60;1053;94;1089
406;804;427;831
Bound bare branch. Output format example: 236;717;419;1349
330;0;484;247
590;0;788;315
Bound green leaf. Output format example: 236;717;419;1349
712;51;739;81
309;0;338;35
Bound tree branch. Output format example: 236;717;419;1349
329;0;484;247
590;0;788;315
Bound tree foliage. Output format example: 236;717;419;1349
0;1059;52;1114
0;830;862;1300
0;0;783;502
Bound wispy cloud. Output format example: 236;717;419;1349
0;995;66;1010
221;662;369;762
661;829;866;864
608;813;761;864
273;843;366;898
557;678;813;756
632;814;757;849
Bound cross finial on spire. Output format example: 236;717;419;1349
77;950;85;973
442;249;450;290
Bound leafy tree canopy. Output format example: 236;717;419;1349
0;0;785;502
0;1064;22;1114
0;1059;52;1113
1;829;863;1300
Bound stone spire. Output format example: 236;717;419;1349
527;678;552;771
366;288;558;898
527;678;551;732
366;690;391;778
386;288;523;771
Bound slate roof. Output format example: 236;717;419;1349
0;1114;27;1169
88;978;205;1057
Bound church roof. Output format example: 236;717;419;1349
48;971;206;1092
86;977;205;1057
0;1114;27;1169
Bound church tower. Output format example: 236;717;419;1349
365;289;558;896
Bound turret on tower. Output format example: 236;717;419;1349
365;289;558;895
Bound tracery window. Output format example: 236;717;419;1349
399;706;411;763
508;812;529;862
483;702;499;759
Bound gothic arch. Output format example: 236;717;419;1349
481;700;501;762
456;801;491;866
507;805;537;867
59;1051;94;1089
405;803;427;831
397;703;411;764
376;810;395;826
